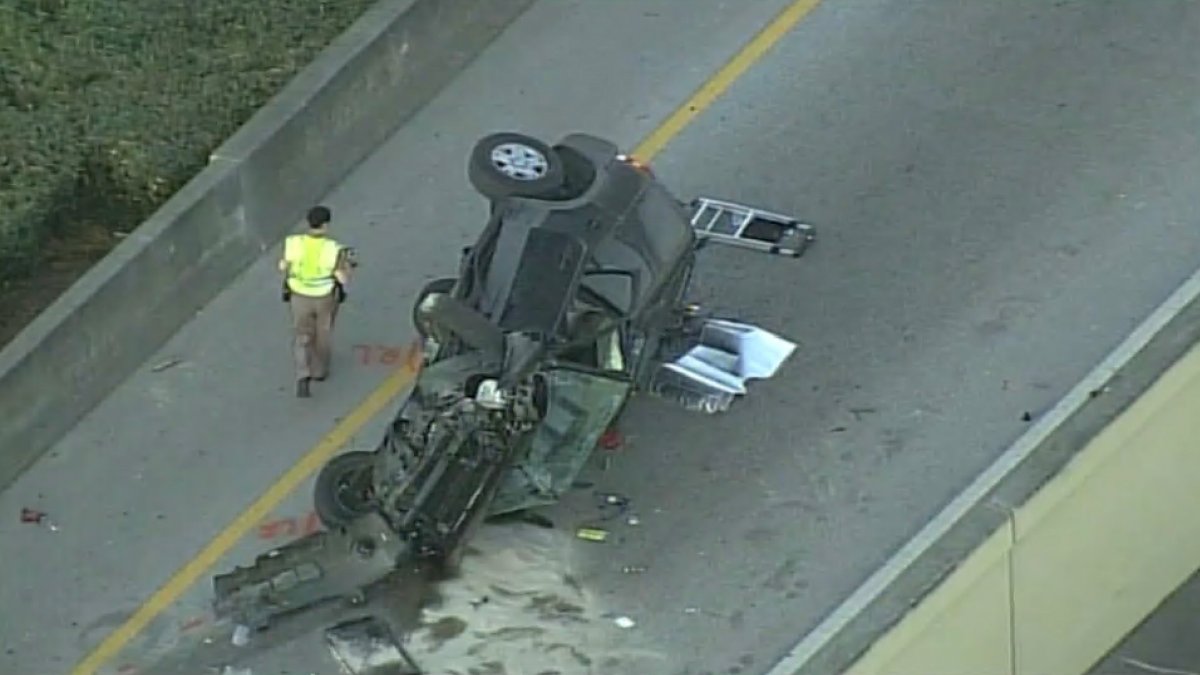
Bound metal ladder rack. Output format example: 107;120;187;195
688;197;816;257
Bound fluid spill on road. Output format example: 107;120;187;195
405;520;669;674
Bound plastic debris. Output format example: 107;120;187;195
599;493;628;507
231;624;250;646
613;616;636;629
576;527;609;542
598;428;623;450
20;507;58;531
651;318;797;413
622;566;647;574
626;515;640;526
594;492;631;522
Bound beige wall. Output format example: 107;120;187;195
846;339;1200;675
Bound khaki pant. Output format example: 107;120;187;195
289;290;339;380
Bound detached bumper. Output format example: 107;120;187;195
212;513;408;629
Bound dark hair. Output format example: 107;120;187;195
306;205;332;228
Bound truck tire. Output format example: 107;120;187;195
314;451;377;530
468;132;565;199
412;277;457;338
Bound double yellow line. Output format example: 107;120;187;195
70;1;823;672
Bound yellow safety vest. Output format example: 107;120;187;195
284;234;342;296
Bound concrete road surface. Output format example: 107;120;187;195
3;0;1200;674
1087;567;1200;675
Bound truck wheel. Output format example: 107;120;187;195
468;132;565;199
412;277;457;338
314;451;377;530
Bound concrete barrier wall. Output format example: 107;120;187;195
0;0;535;490
767;266;1200;675
844;336;1200;675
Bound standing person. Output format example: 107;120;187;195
278;205;352;398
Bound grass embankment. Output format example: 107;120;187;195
0;0;376;347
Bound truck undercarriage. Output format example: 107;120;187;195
209;131;814;665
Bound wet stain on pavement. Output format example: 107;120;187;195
467;660;506;675
728;652;757;674
78;608;134;644
428;616;468;642
743;525;777;544
763;557;800;592
528;593;586;623
477;625;546;642
976;317;1008;337
728;609;745;628
881;428;909;458
787;577;811;600
78;606;186;669
545;642;592;667
408;522;671;672
770;498;808;512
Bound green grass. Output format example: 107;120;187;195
0;0;378;286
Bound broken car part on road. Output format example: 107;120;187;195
208;131;815;653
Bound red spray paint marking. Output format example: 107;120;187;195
256;509;322;541
178;616;206;633
352;341;421;367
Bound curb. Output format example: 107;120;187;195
765;264;1200;675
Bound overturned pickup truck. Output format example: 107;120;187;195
211;131;815;631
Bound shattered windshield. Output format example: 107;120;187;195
490;367;629;514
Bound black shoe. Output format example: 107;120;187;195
313;375;327;382
296;377;311;398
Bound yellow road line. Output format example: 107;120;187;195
70;348;423;675
70;1;822;671
632;0;825;161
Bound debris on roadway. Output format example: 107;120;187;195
576;527;609;543
19;507;58;531
230;625;250;647
204;131;815;666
